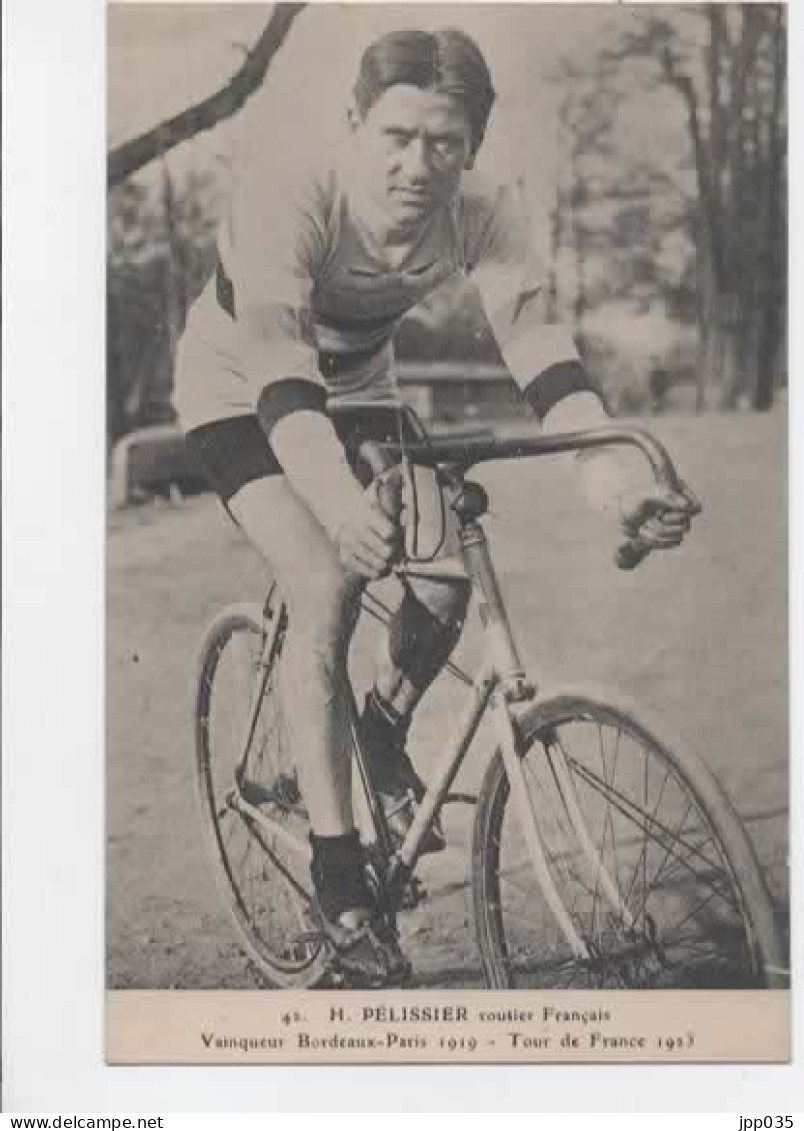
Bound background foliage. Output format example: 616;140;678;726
107;3;787;448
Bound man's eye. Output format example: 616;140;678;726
433;138;461;158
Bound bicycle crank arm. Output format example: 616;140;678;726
492;698;590;961
230;790;312;868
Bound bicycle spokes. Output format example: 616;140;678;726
198;614;323;980
495;716;756;988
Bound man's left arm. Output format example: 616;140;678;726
469;185;694;546
467;187;630;515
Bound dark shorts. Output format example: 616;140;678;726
185;406;417;504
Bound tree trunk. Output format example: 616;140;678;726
547;189;561;323
752;6;786;411
695;314;716;414
694;217;717;412
715;292;743;410
754;305;780;412
106;282;126;449
158;161;185;422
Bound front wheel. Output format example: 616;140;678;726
472;690;785;989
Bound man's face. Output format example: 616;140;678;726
350;85;474;231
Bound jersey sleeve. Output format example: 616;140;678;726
466;180;603;421
224;153;333;424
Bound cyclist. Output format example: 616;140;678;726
174;27;695;985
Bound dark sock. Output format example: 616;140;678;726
309;830;372;923
360;690;431;806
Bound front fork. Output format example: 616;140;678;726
491;698;590;960
492;693;642;967
463;516;635;953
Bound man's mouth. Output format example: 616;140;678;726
392;187;431;203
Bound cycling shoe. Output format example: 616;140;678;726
316;904;412;989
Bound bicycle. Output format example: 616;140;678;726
192;418;786;990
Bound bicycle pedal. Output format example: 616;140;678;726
400;877;426;909
327;964;347;989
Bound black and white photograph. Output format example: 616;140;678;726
104;1;790;1063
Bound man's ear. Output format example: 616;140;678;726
465;133;482;170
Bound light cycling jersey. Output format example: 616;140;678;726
174;153;581;433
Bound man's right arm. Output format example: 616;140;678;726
236;305;398;576
227;159;363;533
228;158;395;573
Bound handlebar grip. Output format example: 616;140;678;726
616;536;652;571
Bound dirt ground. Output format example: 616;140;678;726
106;412;789;989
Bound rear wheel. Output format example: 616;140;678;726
193;595;329;988
472;691;785;989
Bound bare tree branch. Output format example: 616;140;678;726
107;4;306;188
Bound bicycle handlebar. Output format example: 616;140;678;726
365;424;681;486
360;423;701;572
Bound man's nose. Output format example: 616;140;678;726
402;138;431;182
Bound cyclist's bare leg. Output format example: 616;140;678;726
227;476;363;836
228;476;412;982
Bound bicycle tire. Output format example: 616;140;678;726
193;599;329;988
472;688;785;990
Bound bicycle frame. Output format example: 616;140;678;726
363;480;624;959
228;423;689;958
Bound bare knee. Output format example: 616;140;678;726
228;475;362;657
286;565;362;662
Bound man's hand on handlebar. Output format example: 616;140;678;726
616;482;702;569
576;439;702;568
334;483;402;581
619;486;697;550
350;425;703;573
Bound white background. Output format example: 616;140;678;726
3;0;803;1113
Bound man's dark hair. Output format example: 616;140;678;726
353;28;496;156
